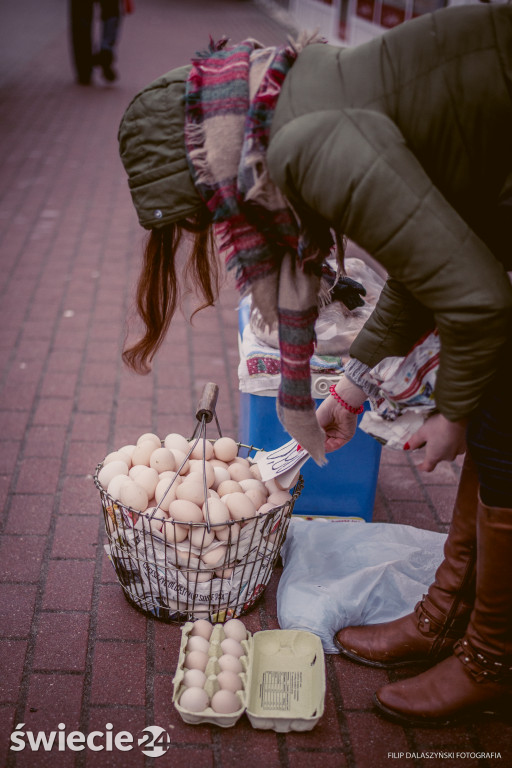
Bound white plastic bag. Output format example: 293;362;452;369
277;518;446;653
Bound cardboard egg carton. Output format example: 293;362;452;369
173;621;325;732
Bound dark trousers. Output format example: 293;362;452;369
467;330;512;508
69;0;121;83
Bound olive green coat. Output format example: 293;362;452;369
268;5;512;422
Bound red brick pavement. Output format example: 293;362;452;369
0;1;511;766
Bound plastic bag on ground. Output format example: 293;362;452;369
277;518;446;653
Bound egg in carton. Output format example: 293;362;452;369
173;619;250;727
173;619;326;731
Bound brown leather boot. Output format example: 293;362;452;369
334;453;478;668
373;499;512;726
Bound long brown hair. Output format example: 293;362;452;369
123;207;220;374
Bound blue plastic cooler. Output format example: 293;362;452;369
238;301;381;520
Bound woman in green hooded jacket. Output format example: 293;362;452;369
118;4;512;726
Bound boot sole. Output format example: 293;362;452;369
373;692;507;728
333;634;432;669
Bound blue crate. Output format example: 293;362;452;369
237;299;381;520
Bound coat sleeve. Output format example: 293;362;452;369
267;108;512;421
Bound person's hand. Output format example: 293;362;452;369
406;412;467;472
316;378;366;453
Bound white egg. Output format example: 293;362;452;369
190;439;214;461
214;522;240;542
137;432;161;449
210;459;229;469
190;619;214;640
154;474;181;511
264;479;280;495
215;567;234;579
188;462;215;488
218;654;243;674
267;491;292;507
223;618;247;643
98;460;129;490
217;669;243;693
170;449;190;475
275;470;300;490
149;447;176;473
179;686;209;712
131;441;155;467
119;482;149;512
188;570;213;584
217;480;243;497
201;546;228;568
213;437;239;463
107;473;130;501
186;635;210;655
183;668;207;689
164;432;190;454
103;449;132;468
227;462;253;482
225;492;257;522
176;478;206;507
244;488;267;510
212;466;230;490
211;689;241;714
184;650;209;672
249;463;262;480
202;498;230;527
220;638;244;658
239;478;267;494
189;526;215;548
257;502;276;516
120;444;137;460
168;500;203;524
161;520;188;543
132;466;159;498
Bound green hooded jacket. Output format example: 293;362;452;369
268;4;512;422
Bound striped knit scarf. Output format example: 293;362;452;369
184;36;330;465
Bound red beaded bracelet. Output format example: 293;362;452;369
329;384;364;414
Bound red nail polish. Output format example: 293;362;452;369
403;442;410;451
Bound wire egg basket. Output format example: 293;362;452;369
93;383;303;623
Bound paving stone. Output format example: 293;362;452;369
0;536;46;583
15;456;61;495
24;673;84;732
32;613;90;672
42;560;96;612
95;584;147;641
51;515;100;559
0;640;27;702
84;708;147;768
5;494;54;535
59;476;101;516
0;584;37;637
90;641;146;707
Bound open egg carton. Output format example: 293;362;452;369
173;618;325;732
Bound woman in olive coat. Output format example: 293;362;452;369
118;4;512;725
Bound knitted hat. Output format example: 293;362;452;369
118;65;203;229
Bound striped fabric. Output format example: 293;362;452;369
184;37;331;464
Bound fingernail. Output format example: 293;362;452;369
403;442;410;451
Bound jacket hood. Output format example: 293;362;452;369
118;65;203;229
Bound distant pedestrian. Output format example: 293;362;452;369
70;0;133;85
